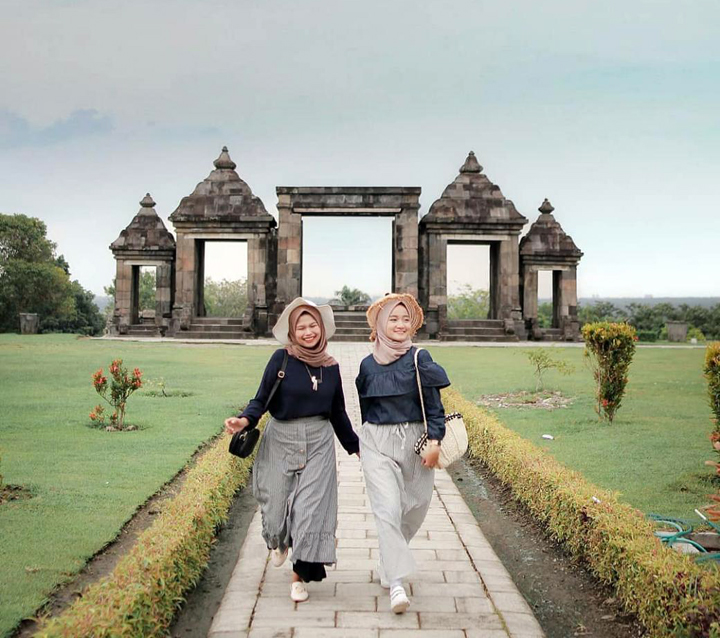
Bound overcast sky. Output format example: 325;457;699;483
1;0;718;300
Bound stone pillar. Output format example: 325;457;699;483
113;260;133;334
427;233;447;334
276;195;302;310
393;206;419;297
172;233;197;331
522;267;538;321
247;234;270;333
155;263;173;335
19;313;39;334
556;268;580;340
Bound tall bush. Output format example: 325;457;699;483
704;342;720;522
582;322;637;423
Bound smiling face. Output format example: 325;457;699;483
386;303;412;342
294;312;322;348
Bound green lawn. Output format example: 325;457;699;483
0;335;272;638
430;345;716;521
0;336;714;636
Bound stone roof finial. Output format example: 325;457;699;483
140;193;156;208
538;198;555;215
213;146;237;170
459;151;483;174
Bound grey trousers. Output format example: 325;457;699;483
359;421;435;583
252;416;338;565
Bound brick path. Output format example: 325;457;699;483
208;343;544;638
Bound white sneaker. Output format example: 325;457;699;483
291;580;309;602
390;585;410;614
270;547;288;567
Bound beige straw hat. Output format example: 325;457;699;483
272;297;336;345
366;293;424;342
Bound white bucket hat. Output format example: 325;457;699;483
272;297;337;345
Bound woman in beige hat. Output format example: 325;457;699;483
225;298;359;603
355;293;451;614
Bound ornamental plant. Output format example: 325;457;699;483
582;322;637;423
525;349;574;391
703;342;720;522
90;359;143;430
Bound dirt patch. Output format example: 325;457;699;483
477;390;573;410
448;457;645;638
0;484;32;504
169;487;257;638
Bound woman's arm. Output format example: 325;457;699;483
236;349;285;430
417;349;450;441
331;373;360;455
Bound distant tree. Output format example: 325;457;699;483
578;301;626;326
0;214;76;332
330;285;371;307
204;278;248;317
537;302;553;328
447;285;489;320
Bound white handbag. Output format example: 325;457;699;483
412;348;468;469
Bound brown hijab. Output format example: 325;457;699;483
372;300;418;365
285;305;337;367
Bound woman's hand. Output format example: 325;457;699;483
224;416;250;435
421;445;441;469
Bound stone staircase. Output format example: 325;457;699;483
181;317;250;339
440;319;519;342
332;310;371;342
126;324;161;337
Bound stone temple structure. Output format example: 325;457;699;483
109;148;583;341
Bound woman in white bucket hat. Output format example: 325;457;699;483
225;298;359;603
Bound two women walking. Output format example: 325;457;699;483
225;293;451;613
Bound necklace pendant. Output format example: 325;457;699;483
311;376;318;391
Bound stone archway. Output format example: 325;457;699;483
273;187;421;332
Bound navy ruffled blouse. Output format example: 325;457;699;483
355;347;451;440
238;349;359;455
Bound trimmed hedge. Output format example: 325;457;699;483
443;388;720;638
35;422;263;637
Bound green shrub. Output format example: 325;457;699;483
704;343;720;430
688;326;706;343
582;322;637;423
525;349;574;391
637;329;658;342
35;421;262;637
443;388;720;638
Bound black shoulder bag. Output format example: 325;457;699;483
229;351;288;458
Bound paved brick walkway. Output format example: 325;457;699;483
208;343;544;638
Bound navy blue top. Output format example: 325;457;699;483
355;347;451;441
239;349;360;455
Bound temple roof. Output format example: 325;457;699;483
169;146;274;225
519;199;583;263
110;193;176;254
421;152;528;229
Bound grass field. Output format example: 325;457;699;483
430;344;716;521
0;335;273;637
0;336;715;636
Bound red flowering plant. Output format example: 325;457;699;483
89;359;143;430
582;322;637;423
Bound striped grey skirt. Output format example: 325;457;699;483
252;415;338;565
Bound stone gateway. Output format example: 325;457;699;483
109;148;582;342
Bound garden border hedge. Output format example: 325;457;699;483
443;388;720;638
35;420;264;637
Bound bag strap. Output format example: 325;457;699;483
414;347;428;436
263;350;289;412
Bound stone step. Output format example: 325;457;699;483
180;332;249;340
192;317;245;325
331;335;371;342
446;319;503;328
334;319;369;327
440;334;519;342
443;326;508;336
189;323;248;332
